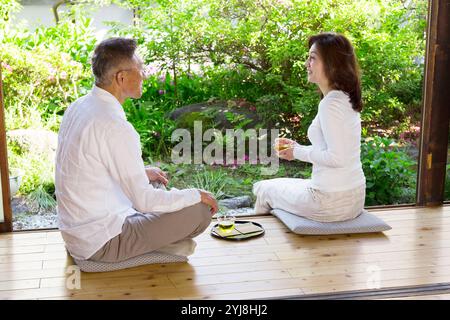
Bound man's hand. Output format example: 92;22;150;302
198;189;219;215
145;166;169;186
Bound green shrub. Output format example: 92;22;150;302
0;44;85;131
361;136;417;205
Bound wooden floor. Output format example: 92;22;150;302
1;205;450;300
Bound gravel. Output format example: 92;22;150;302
11;196;58;230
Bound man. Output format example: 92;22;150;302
55;37;218;262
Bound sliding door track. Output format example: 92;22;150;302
261;283;450;300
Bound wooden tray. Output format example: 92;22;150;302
210;220;265;241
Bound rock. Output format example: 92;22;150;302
169;100;260;131
219;195;253;209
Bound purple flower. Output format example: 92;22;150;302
158;89;165;95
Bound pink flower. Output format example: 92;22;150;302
290;115;301;123
49;66;57;75
158;89;165;95
145;65;158;76
60;71;68;80
1;62;13;73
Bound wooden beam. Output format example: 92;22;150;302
0;64;13;232
417;0;450;206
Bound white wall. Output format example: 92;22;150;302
13;2;133;36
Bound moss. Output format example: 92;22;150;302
175;111;217;131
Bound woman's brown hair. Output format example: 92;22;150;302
308;33;363;112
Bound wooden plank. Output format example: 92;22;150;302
0;251;71;264
0;287;72;300
40;274;175;290
0;279;40;291
301;274;450;296
168;269;292;288
0;237;65;248
172;268;450;299
0;245;46;256
0;232;47;240
0;260;42;272
182;288;304;300
0;243;65;256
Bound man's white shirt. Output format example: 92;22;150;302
55;86;201;260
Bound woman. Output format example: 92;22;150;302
253;32;366;222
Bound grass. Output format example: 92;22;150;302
26;185;57;212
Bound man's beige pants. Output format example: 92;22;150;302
89;183;211;263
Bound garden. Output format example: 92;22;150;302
1;0;443;230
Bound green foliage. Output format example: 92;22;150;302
1;44;85;131
7;144;55;197
0;0;21;23
361;136;417;205
114;0;426;143
1;2;95;206
1;0;427;208
123;99;177;161
188;169;228;200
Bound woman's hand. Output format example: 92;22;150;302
275;138;296;161
145;166;169;186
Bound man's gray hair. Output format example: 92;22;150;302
91;37;137;86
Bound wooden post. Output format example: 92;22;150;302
0;64;13;232
417;0;450;206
